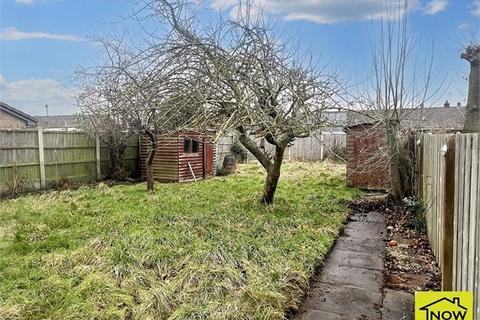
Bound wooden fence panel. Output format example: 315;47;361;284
43;131;97;183
422;134;453;264
0;129;41;190
216;133;236;168
0;129;139;193
420;133;480;319
287;133;346;161
220;132;346;165
454;133;480;318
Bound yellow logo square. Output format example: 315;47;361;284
415;291;473;320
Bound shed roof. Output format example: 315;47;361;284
0;101;38;125
346;106;466;132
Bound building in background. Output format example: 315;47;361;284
322;110;347;133
345;105;467;189
35;115;79;130
0;101;38;129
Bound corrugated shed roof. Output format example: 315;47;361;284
346;107;466;132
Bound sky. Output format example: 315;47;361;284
0;0;478;116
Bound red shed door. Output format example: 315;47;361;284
203;140;214;178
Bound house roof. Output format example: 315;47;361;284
321;110;347;133
0;101;38;125
323;110;347;126
35;115;79;129
346;106;467;132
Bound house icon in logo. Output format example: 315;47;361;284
419;297;468;320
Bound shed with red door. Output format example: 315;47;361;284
139;132;216;182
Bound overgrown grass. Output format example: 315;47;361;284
0;162;360;320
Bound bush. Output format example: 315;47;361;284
230;142;248;162
403;197;427;234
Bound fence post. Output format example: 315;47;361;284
37;127;46;188
416;135;424;199
320;133;324;161
96;136;101;180
442;136;455;290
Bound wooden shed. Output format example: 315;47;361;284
345;107;467;189
139;132;216;182
346;123;390;189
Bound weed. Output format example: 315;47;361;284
403;197;427;234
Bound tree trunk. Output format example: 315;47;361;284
109;146;126;181
236;127;288;205
146;145;156;191
262;146;284;204
386;120;405;204
461;45;480;133
400;134;415;198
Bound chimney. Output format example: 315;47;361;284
444;100;450;108
461;44;480;132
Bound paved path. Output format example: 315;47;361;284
292;210;414;320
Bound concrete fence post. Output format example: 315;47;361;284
320;133;325;161
37;127;46;188
96;136;101;180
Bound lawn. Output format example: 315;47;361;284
0;162;359;320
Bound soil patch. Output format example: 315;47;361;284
381;196;441;292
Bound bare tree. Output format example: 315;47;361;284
461;43;480;133
363;0;439;203
139;0;343;203
76;70;134;181
78;38;190;191
77;101;131;181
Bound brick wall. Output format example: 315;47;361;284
0;110;28;129
346;124;390;189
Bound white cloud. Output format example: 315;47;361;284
472;0;480;17
424;0;448;14
15;0;34;4
0;75;79;115
0;27;84;42
211;0;453;24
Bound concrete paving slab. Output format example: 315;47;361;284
343;222;386;240
326;249;383;271
291;210;387;320
299;282;382;319
319;265;383;292
350;211;385;224
293;309;346;320
346;221;386;233
382;289;414;320
334;236;385;255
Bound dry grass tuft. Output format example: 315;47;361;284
0;161;359;319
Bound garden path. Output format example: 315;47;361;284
292;206;414;320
